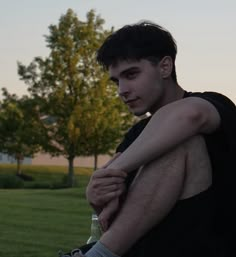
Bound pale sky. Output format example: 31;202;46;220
1;0;236;102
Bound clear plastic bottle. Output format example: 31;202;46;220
86;214;102;244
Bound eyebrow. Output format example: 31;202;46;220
110;76;118;83
109;66;140;81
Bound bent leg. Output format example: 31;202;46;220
100;142;187;256
100;135;212;256
180;135;212;199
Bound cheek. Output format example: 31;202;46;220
140;76;160;96
133;70;161;96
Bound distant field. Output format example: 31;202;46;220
0;164;94;257
0;163;93;176
0;164;93;189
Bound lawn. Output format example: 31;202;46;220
0;164;94;257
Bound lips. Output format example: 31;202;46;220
124;99;140;108
125;99;138;104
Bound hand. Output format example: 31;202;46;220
99;198;120;232
86;153;127;211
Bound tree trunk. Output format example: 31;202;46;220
67;157;74;187
94;154;98;170
16;157;22;175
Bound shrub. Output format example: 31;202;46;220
23;181;52;189
16;173;34;181
0;174;24;189
50;174;78;189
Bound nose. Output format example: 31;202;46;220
118;80;130;98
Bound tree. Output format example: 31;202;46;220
0;88;42;175
81;80;133;170
18;9;134;187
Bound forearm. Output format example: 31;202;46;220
108;97;219;173
100;145;186;256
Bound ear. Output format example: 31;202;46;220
159;56;173;79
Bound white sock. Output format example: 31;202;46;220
84;241;120;257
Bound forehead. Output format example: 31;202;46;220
108;59;144;77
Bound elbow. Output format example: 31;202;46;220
184;102;209;134
184;98;219;134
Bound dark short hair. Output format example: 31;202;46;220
97;21;178;82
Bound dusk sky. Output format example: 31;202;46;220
1;0;236;102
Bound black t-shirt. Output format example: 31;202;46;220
116;91;236;257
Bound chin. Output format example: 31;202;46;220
132;109;147;117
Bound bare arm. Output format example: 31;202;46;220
100;143;187;256
108;97;220;172
86;97;220;227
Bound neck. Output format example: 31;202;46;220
150;81;185;115
169;83;185;102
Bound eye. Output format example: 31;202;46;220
125;70;139;80
110;78;119;86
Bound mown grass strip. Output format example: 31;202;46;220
0;164;94;257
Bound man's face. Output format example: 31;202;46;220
109;59;166;116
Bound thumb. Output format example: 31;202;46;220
102;152;121;169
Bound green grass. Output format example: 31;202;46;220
0;164;93;188
0;164;94;257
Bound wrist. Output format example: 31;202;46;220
108;159;126;172
89;203;103;215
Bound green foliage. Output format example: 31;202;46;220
17;9;134;186
0;89;43;174
0;174;24;188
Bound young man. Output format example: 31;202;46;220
71;21;236;257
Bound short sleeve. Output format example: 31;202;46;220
187;91;236;150
116;117;151;153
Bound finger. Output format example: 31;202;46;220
87;176;125;196
99;210;108;232
90;178;126;191
99;176;126;185
101;152;121;168
93;168;127;179
99;215;108;232
88;184;126;207
99;187;125;202
98;183;125;194
91;186;125;205
99;200;119;231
